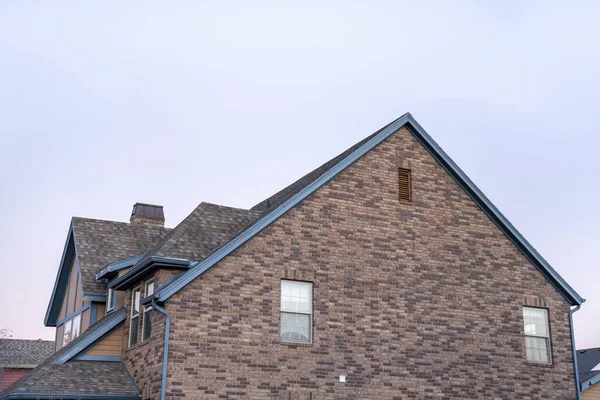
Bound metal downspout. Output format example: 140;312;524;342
152;299;170;400
570;304;582;400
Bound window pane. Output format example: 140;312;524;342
132;288;141;316
143;310;152;341
281;281;311;313
280;312;311;343
62;319;73;346
130;316;139;346
523;308;548;336
525;336;550;363
72;314;81;339
147;281;154;297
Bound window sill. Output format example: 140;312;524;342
280;341;313;348
525;361;553;368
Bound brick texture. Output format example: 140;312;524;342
128;127;576;399
0;368;31;391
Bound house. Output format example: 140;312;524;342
1;113;585;399
578;347;600;398
0;339;54;390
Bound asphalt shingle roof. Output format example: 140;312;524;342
73;217;171;295
578;347;600;385
132;202;262;267
0;339;54;369
1;311;138;399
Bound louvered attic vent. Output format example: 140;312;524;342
398;168;411;202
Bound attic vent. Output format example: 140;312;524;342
398;168;412;202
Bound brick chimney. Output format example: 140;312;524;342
130;203;165;227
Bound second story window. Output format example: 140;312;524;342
280;280;312;343
142;280;154;341
523;307;552;364
107;288;117;313
62;313;81;347
129;287;141;347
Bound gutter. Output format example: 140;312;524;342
152;298;170;400
570;304;583;399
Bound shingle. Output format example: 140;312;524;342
72;217;171;295
132;202;262;267
0;339;54;369
578;347;600;384
1;312;138;399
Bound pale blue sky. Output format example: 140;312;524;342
0;1;599;349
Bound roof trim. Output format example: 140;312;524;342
83;294;107;302
153;113;583;306
53;308;126;364
44;222;78;327
582;372;600;392
95;255;144;280
109;256;190;291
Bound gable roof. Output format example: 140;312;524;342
73;217;171;295
578;347;600;391
147;113;583;306
45;218;171;326
0;339;54;369
1;310;138;400
111;202;262;290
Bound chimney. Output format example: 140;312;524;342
130;203;165;227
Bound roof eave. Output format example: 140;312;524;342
109;257;191;291
152;113;583;306
44;222;77;327
95;255;144;281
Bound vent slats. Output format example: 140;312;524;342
398;168;412;202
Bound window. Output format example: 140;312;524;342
142;280;154;341
280;280;312;343
523;307;552;364
62;314;82;346
398;168;412;202
129;287;141;347
107;288;117;313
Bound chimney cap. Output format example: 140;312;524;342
130;203;165;226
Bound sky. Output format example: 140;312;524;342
0;1;599;349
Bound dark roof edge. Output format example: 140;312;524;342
53;308;126;364
152;113;583;306
44;221;77;327
96;255;144;280
109;257;191;291
582;372;600;393
1;394;140;400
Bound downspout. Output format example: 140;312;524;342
152;298;170;400
569;304;582;400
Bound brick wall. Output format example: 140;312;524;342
130;126;576;399
0;368;31;391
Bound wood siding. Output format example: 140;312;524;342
55;324;64;351
81;308;91;332
583;384;600;400
85;326;123;356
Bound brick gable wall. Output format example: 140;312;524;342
130;126;575;399
0;368;31;391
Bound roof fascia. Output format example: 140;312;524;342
95;255;144;281
44;222;76;327
403;115;584;305
109;257;190;291
53;308;126;364
83;294;107;302
582;372;600;392
155;114;583;306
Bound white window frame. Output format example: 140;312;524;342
280;280;313;343
523;307;552;364
107;288;116;313
61;314;82;347
129;286;141;347
142;280;154;342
